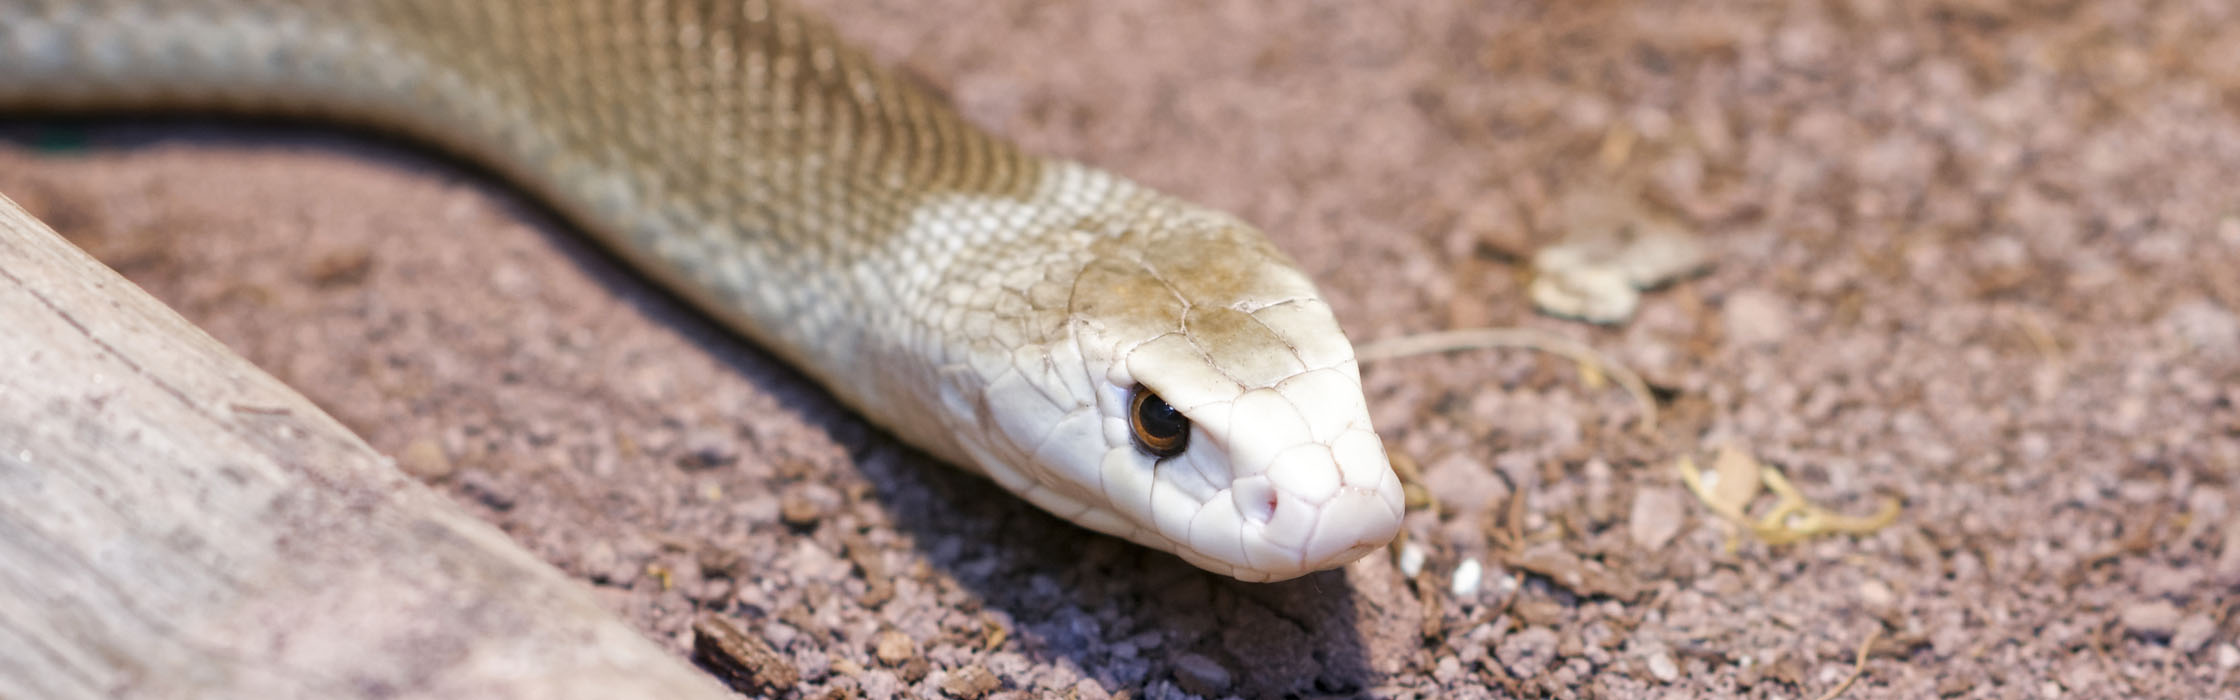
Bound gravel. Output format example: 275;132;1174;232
6;0;2238;696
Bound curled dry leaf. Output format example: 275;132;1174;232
1675;445;1901;548
1529;188;1710;324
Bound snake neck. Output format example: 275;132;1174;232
0;0;1196;469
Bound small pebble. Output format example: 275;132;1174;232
858;670;903;698
2140;563;2204;597
1857;579;1895;610
305;247;374;286
1397;541;1427;578
875;630;918;666
397;438;454;480
2120;601;2182;640
1646;649;1681;683
2165;299;2239;357
1170;652;1232;697
1420;452;1508;516
1498;626;1560;677
780;491;824;528
2172;614;2217;654
1722;288;1793;347
1068;680;1112;700
899;657;932;684
1628;488;1686;550
2217;644;2240;669
940;665;1002;699
1451;558;1485;598
1432;655;1465;684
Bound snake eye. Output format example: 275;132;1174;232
1128;385;1190;458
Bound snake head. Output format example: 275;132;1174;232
952;206;1404;582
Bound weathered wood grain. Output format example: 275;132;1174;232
0;192;731;698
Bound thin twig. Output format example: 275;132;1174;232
1814;629;1881;700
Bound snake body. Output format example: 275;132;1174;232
0;0;1403;581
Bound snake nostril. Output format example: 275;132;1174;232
1234;478;1277;524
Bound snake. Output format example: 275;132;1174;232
0;0;1404;582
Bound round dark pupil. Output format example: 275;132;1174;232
1137;392;1187;439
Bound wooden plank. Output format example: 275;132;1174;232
0;192;733;699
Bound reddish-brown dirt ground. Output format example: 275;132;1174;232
5;1;2238;697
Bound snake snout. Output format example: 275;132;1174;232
1220;426;1406;580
